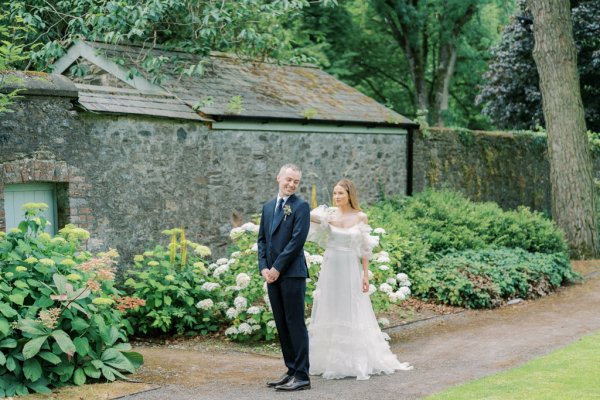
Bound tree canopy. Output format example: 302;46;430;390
477;0;600;132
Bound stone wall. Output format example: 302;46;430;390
413;128;553;213
1;93;407;260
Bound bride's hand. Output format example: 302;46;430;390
362;275;369;293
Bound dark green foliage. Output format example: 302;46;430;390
477;0;600;131
412;249;577;308
367;190;574;309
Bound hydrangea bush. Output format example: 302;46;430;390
0;204;143;397
128;220;412;343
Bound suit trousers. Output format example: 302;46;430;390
268;277;309;381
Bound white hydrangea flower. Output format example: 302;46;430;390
213;264;229;278
263;281;268;292
377;255;391;263
241;222;259;233
379;283;393;293
251;324;261;332
208;263;218;270
378;265;390;271
216;258;229;265
251;243;258;252
386;278;397;286
234;296;248;311
236;273;251;289
230;227;244;240
267;320;277;328
217;301;228;309
226;307;239;319
231;251;242;258
368;284;376;296
247;306;262;314
373;227;386;235
225;326;238;336
196;299;213;310
389;291;406;302
399;286;411;296
309;255;323;264
396;273;408;282
238;322;252;334
378;317;390;327
225;285;241;292
367;270;374;279
263;295;272;311
201;282;220;292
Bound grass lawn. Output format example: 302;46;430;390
427;330;600;400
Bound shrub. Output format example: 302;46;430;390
411;248;578;308
0;204;142;397
124;228;216;336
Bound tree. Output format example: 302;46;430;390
4;0;337;72
477;0;600;132
529;0;598;257
0;11;29;114
292;0;514;127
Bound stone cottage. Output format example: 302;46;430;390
0;40;417;260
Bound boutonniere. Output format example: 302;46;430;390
283;204;292;220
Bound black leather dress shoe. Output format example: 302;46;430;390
275;376;311;391
267;374;292;387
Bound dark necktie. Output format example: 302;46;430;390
271;198;283;232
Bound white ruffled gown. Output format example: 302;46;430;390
307;206;412;380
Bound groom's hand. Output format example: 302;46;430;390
268;268;280;282
261;268;273;284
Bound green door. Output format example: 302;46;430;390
4;183;58;234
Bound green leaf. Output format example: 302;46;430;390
52;274;69;295
0;338;17;348
101;348;135;373
73;368;86;386
26;380;52;394
101;365;116;381
19;319;48;336
164;295;172;306
13;280;28;289
0;302;18;318
83;365;101;379
0;351;6;366
73;336;90;357
51;330;76;356
23;336;48;359
8;293;24;305
6;355;16;371
0;317;9;336
122;351;144;369
38;351;61;365
71;317;89;332
23;358;42;381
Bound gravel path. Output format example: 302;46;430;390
119;269;600;400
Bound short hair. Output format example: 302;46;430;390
334;179;361;211
278;163;302;178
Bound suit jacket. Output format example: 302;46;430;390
257;194;310;278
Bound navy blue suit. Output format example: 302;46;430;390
257;194;310;381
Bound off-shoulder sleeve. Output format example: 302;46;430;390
307;205;331;248
357;222;379;260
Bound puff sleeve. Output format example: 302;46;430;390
307;205;331;248
356;222;379;260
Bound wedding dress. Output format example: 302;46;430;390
307;206;413;380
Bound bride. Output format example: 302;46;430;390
307;179;412;380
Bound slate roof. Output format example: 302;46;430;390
76;84;206;121
56;41;415;127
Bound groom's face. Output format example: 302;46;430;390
277;168;301;197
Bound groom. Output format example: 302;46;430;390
257;163;311;391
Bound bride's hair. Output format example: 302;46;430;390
334;179;362;211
